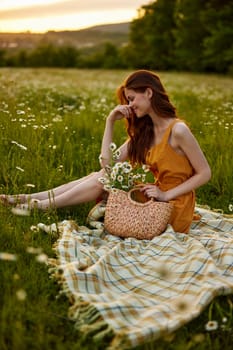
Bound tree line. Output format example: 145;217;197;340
0;0;232;73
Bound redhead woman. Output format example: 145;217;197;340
0;70;211;233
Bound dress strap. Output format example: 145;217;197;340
161;119;180;146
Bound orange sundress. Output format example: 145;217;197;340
146;119;195;233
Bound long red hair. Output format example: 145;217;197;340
117;70;177;165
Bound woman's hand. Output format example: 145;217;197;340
100;105;132;168
108;105;133;122
141;184;168;202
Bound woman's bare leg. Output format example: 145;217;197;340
0;172;99;205
19;170;106;210
25;172;97;201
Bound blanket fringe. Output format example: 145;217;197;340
48;261;117;346
69;302;117;346
107;334;132;350
69;303;101;324
69;302;132;350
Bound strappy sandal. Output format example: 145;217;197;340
0;194;26;206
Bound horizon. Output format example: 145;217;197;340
0;21;130;35
0;0;151;34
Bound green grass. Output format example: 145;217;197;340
0;68;233;350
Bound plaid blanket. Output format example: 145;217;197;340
44;205;233;349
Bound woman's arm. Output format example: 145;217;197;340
142;123;211;201
99;105;132;168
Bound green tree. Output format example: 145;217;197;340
15;49;29;67
201;0;233;73
28;42;58;67
101;42;124;69
56;45;79;67
82;42;125;69
128;0;233;73
174;0;208;71
26;42;79;67
128;0;177;70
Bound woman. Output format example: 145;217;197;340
0;70;211;233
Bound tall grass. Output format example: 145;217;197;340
0;68;232;350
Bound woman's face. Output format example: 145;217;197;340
124;88;153;118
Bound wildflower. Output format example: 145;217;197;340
11;207;30;216
110;172;116;181
11;140;27;151
30;225;39;232
133;174;141;180
35;253;48;264
112;149;121;160
52;115;62;122
222;317;228;323
142;164;151;172
16;289;27;301
99;142;153;192
0;252;17;261
205;320;218;331
37;223;57;234
26;246;42;254
109;142;117;151
98;177;106;185
228;204;233;212
16;110;25;115
105;165;111;173
26;183;35;188
128;179;134;187
114;162;122;170
117;175;123;183
16;166;24;172
122;162;132;173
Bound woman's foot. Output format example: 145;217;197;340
0;194;26;206
17;199;42;210
11;199;42;216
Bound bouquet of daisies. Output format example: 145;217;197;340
98;143;153;192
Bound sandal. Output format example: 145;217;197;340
0;194;26;206
15;199;41;211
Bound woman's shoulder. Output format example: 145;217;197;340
172;120;192;139
170;120;195;148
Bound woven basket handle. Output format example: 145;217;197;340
128;186;153;206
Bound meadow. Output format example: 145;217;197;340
0;68;232;350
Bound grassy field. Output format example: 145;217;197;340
0;68;232;350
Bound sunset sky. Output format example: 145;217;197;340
0;0;152;33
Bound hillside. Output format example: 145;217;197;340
0;22;130;50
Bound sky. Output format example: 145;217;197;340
0;0;152;33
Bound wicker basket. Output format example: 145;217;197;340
104;188;173;240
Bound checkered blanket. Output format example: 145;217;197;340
45;205;233;349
